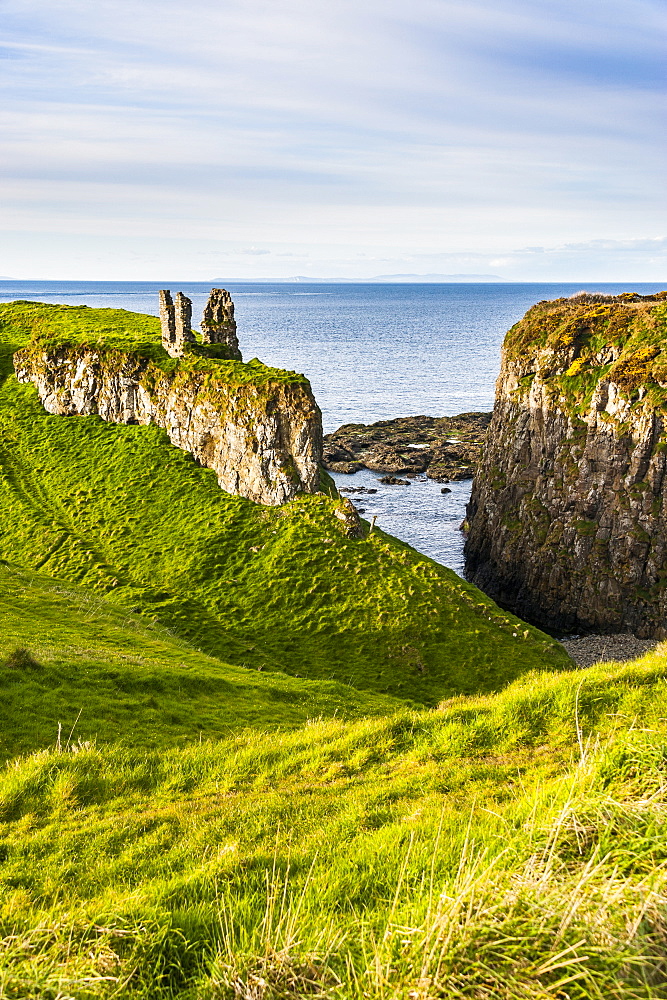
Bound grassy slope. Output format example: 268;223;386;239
0;562;407;760
2;651;667;997
0;301;570;705
1;300;666;998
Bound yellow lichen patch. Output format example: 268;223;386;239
608;344;661;393
565;357;589;377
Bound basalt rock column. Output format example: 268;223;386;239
201;288;242;360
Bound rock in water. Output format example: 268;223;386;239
323;413;490;480
465;291;667;637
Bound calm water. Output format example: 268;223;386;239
1;280;663;573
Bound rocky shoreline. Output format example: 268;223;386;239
323;412;490;482
560;633;660;668
327;402;665;655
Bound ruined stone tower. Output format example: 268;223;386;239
158;290;176;351
159;290;195;358
201;288;242;361
159;288;242;360
175;292;194;347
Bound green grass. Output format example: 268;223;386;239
2;651;667;997
0;298;621;998
0;561;408;761
0;300;163;356
0;301;570;705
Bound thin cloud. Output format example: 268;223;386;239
0;0;665;278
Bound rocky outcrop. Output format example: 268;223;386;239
332;497;364;538
465;291;667;637
14;346;322;506
323;413;490;480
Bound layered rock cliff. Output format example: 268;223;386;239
14;344;322;506
465;291;667;636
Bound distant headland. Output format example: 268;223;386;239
211;273;508;283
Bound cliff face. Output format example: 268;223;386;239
465;292;667;637
14;346;323;506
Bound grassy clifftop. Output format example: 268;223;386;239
1;300;308;384
503;291;667;414
0;301;569;705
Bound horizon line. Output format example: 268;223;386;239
1;277;666;286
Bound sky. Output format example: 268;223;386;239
0;0;665;281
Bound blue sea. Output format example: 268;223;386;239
1;279;663;574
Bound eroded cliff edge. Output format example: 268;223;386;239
465;291;667;637
12;302;322;506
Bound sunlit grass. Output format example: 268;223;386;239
0;301;570;705
2;652;667;996
1;298;650;997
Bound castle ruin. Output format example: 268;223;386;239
159;288;242;361
159;290;195;358
201;288;241;360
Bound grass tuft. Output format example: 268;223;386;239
2;648;42;673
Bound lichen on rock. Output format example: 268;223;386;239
465;291;667;637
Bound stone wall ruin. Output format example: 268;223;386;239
159;288;242;361
201;288;241;360
159;290;195;358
